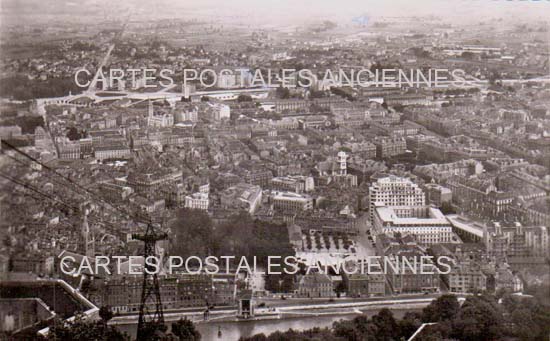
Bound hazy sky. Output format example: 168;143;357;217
1;0;549;25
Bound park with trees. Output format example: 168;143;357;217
240;287;550;341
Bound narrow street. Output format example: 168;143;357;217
354;213;377;257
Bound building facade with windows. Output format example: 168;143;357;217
368;176;425;222
373;205;455;244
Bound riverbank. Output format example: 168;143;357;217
114;307;425;341
110;296;448;325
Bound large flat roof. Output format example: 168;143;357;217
0;279;99;337
375;206;449;225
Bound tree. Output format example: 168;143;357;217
398;312;423;339
309;90;326;99
98;306;115;340
237;94;253;102
422;294;460;322
409;47;431;59
0;75;83;100
1;115;45;134
372;308;399;340
67;127;82;141
333;319;363;340
80;277;92;294
216;212;294;269
415;323;449;341
240;334;268;341
275;86;290;99
347;315;380;341
501;290;550;340
451;296;504;340
170;208;215;259
99;306;113;323
171;318;201;341
239;327;338;340
510;307;541;340
461;51;475;60
340;147;352;153
137;321;168;341
238;292;550;341
265;272;294;293
46;315;128;341
334;281;346;298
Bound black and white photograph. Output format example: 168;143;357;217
0;0;549;340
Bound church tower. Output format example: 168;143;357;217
82;210;94;258
148;99;154;118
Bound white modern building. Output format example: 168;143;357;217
272;191;313;212
184;192;209;210
373;205;455;244
368;176;425;222
209;103;230;120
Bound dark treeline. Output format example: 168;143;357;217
170;209;294;292
0;115;45;134
0;75;83;100
240;288;550;341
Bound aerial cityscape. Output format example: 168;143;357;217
0;0;549;340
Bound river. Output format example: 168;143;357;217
115;308;417;341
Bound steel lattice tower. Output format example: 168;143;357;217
133;222;168;341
